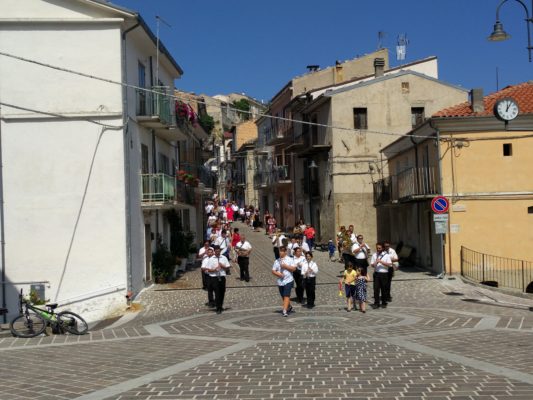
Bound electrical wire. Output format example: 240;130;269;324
0;50;438;140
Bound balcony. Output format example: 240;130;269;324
141;173;195;209
254;171;271;189
136;86;187;141
267;125;294;146
296;128;331;157
179;162;216;191
373;167;439;205
272;165;291;184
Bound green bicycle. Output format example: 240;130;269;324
10;290;88;338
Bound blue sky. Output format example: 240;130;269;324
114;0;531;102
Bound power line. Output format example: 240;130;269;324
0;50;432;140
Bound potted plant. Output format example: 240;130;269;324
152;242;174;283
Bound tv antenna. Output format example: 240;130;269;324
377;31;386;49
155;15;172;87
396;33;409;61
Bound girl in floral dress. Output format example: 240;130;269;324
355;266;369;313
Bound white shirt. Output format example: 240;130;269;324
293;255;306;271
239;207;245;215
205;204;214;214
287;242;299;257
207;215;217;225
231;204;239;212
301;241;310;253
198;246;212;259
214;235;229;251
371;251;392;273
201;255;230;277
272;256;294;286
301;260;318;278
235;240;252;257
272;234;286;247
386;248;399;262
351;242;370;259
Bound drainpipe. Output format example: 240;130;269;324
430;120;446;278
122;21;140;296
0;104;6;323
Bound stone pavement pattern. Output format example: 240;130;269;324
0;222;532;400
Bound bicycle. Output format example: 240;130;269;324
10;290;88;338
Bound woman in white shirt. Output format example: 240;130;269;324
301;251;319;309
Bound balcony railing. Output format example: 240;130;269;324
180;162;216;190
141;173;196;207
373;167;438;205
136;86;174;127
141;173;175;203
273;165;291;183
254;171;271;188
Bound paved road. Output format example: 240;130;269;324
1;222;533;399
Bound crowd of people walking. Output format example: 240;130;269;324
197;196;400;316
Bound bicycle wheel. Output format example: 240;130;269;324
10;313;46;338
57;311;88;335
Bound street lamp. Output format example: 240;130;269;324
488;0;533;62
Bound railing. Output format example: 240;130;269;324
461;246;533;293
180;163;216;189
254;171;271;188
176;180;195;205
273;165;291;182
136;86;173;126
141;173;175;202
373;167;438;205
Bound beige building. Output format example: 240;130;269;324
287;57;469;244
255;49;390;230
376;82;533;278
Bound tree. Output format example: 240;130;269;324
199;113;215;134
232;99;251;121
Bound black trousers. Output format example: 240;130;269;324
354;258;369;276
293;269;304;302
273;247;280;260
205;273;214;304
208;275;226;311
304;277;316;307
343;253;351;268
386;267;394;300
202;269;208;290
373;272;390;305
238;256;250;281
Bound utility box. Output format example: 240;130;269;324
30;284;46;303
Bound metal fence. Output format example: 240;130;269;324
461;246;533;292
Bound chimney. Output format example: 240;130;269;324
374;58;385;77
470;88;484;113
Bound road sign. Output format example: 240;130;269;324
433;213;449;222
431;196;449;214
435;221;448;234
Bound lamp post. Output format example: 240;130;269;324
307;159;318;227
488;0;533;62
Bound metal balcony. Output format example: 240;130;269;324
273;165;291;184
373;167;439;205
140;173;196;209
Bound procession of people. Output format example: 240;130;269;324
198;195;400;316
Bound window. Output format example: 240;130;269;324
353;108;368;130
402;82;410;93
158;153;170;174
411;107;425;128
138;63;146;115
141;144;149;174
503;143;512;156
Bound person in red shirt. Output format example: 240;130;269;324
304;224;316;250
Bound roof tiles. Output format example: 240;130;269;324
433;81;533;118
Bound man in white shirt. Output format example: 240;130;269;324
235;234;252;282
205;202;214;215
287;237;299;257
271;230;286;260
292;247;306;303
301;251;319;309
384;241;399;302
202;245;231;314
351;235;371;274
298;236;310;253
370;243;393;309
214;230;230;260
272;246;296;317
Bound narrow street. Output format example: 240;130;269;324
1;222;533;400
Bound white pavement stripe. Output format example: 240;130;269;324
73;340;256;400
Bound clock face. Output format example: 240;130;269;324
495;98;519;121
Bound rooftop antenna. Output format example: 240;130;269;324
155;15;172;87
377;31;386;49
396;33;409;61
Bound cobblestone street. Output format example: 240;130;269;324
1;222;533;400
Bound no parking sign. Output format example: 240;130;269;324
431;196;449;214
